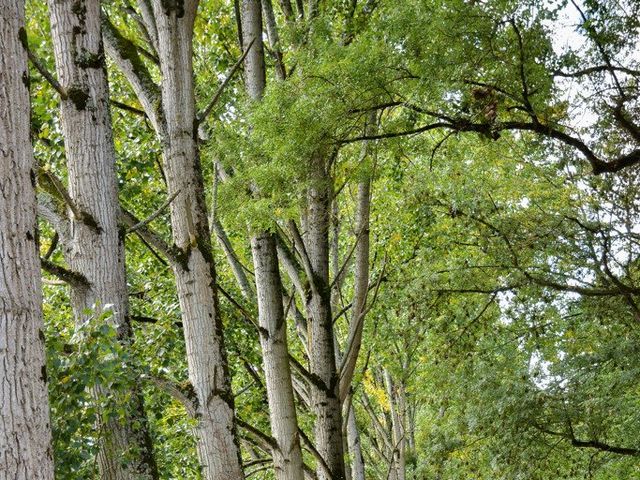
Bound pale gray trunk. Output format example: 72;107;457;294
0;1;55;477
149;1;244;477
243;2;305;478
339;116;375;403
251;233;305;480
384;370;405;480
306;155;346;480
346;403;366;480
48;0;158;477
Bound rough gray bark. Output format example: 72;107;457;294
47;0;158;477
242;2;305;478
346;404;366;480
147;1;245;477
305;154;347;480
104;1;245;475
0;2;55;477
251;233;306;480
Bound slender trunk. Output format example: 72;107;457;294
251;233;305;480
347;403;366;480
338;178;370;401
0;2;55;477
384;370;405;480
149;1;244;477
48;1;158;477
242;2;305;478
306;155;346;480
339;114;375;402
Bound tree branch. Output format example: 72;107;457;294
196;39;256;125
126;189;181;233
40;258;89;289
534;424;640;456
142;374;198;417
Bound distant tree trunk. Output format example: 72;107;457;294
384;369;406;480
148;1;245;477
346;403;366;480
47;0;158;478
242;2;305;478
0;1;55;478
306;154;347;480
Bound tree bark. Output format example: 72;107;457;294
147;1;245;477
242;2;305;478
346;402;366;480
305;154;347;480
251;233;306;480
0;1;55;477
47;0;158;477
384;369;405;480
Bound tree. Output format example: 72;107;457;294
241;1;306;479
0;0;55;477
102;2;245;477
40;1;160;477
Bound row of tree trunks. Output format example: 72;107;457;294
0;1;55;477
241;1;306;479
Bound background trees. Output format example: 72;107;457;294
7;0;639;478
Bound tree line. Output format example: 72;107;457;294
1;0;639;478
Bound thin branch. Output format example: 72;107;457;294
142;374;197;417
120;207;180;266
534;424;640;456
218;284;260;330
43;232;59;260
196;39;256;125
553;65;640;78
298;427;333;479
126;189;181;233
288;220;319;295
37;169;83;222
236;418;278;449
110;99;147;117
23;36;67;98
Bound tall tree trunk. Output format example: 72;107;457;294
384;369;406;480
346;402;366;480
242;2;305;478
251;233;306;480
47;1;158;478
306;155;346;480
0;1;55;477
149;1;245;478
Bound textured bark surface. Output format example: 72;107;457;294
148;1;244;478
306;156;346;480
251;234;305;480
0;1;55;478
242;2;305;478
48;1;158;477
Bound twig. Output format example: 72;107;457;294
196;39;256;125
126;189;181;233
